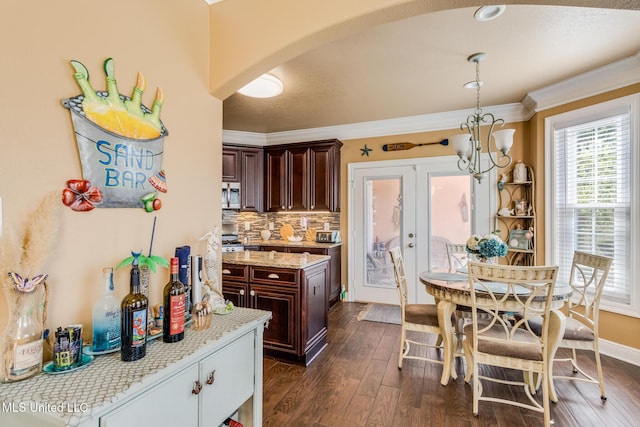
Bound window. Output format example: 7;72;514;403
546;94;639;316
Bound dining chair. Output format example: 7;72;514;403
389;247;444;370
528;251;613;400
446;243;469;272
462;262;559;427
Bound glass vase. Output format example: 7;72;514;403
0;280;45;383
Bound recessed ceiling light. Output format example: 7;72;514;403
237;73;283;98
474;5;506;22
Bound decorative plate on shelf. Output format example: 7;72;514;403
43;354;94;374
82;344;119;356
280;223;294;240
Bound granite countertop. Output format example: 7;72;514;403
222;250;330;269
249;239;342;249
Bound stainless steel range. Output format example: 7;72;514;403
221;216;244;252
221;240;244;253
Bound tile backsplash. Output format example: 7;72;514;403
225;211;340;243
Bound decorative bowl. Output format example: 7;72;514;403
287;236;303;242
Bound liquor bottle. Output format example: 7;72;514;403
163;257;185;343
223;418;243;427
121;261;147;361
92;267;121;352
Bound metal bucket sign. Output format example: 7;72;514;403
62;58;168;211
63;96;167;208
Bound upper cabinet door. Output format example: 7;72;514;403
265;148;288;212
222;148;241;182
309;143;337;212
287;146;310;211
240;148;263;212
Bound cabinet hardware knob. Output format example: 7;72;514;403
222;269;231;274
311;205;315;210
250;290;256;296
192;380;202;395
288;205;292;209
268;273;280;279
239;289;245;295
207;370;216;385
282;205;285;210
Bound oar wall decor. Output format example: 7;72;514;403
382;139;449;152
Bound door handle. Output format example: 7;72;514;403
206;370;215;385
192;380;202;395
408;243;414;248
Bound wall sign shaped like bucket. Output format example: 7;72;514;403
62;58;168;210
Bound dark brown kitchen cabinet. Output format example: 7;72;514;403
222;144;263;212
264;139;342;212
286;246;342;308
221;261;328;365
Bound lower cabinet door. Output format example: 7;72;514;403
100;364;199;427
199;331;255;426
250;284;299;354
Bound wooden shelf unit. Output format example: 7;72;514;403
495;164;536;266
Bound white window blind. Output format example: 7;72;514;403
553;111;631;305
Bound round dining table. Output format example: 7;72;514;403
419;270;572;402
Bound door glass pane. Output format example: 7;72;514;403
430;175;472;271
365;178;400;287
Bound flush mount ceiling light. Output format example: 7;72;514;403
474;5;506;22
450;52;514;183
237;73;283;98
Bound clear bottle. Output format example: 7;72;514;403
92;268;121;352
121;262;148;361
0;284;45;383
163;257;185;343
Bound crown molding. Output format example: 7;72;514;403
222;52;640;146
222;130;268;146
523;51;640;113
223;103;527;145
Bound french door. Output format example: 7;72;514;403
351;165;416;304
349;156;495;305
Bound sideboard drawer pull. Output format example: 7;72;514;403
206;370;215;385
222;269;231;274
268;273;280;279
192;380;202;395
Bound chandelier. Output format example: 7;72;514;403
451;52;514;182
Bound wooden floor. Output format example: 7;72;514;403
263;302;640;427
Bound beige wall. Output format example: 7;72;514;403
0;0;221;333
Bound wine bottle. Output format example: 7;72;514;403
92;267;121;352
163;257;185;343
223;418;243;427
121;261;147;361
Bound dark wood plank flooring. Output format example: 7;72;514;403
263;302;640;427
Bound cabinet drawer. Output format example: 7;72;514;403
222;264;249;282
251;267;298;286
200;331;255;425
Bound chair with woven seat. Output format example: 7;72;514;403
389;247;445;370
529;251;613;400
462;263;559;427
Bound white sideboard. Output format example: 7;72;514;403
0;308;271;427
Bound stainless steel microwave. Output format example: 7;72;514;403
222;182;241;209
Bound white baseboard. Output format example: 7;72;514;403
599;339;640;367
